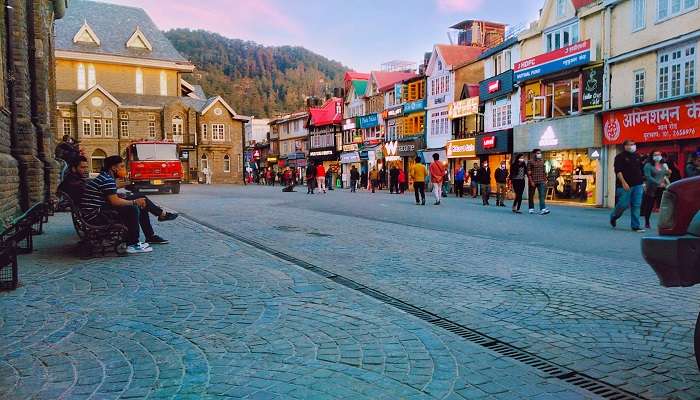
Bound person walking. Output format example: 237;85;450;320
509;155;527;214
306;164;316;194
350;166;360;192
315;162;327;193
454;164;465;198
478;160;491;206
410;156;427;205
369;167;379;193
610;140;645;232
398;168;407;194
469;162;479;198
527;149;549;215
686;151;700;177
389;166;400;194
360;168;368;191
429;153;445;205
325;168;334;191
641;150;671;229
202;166;212;185
495;160;508;207
442;169;450;198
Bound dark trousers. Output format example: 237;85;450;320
93;206;141;245
455;180;464;197
642;186;664;226
414;182;426;204
480;184;491;205
390;179;399;193
512;179;525;210
124;194;158;239
350;179;357;192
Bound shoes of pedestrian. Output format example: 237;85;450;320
645;223;651;229
127;243;153;254
529;209;536;214
146;235;169;245
421;201;426;205
415;202;421;205
500;204;506;207
633;228;646;233
158;212;178;222
434;201;440;205
540;208;550;215
610;218;617;228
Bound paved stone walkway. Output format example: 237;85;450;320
154;185;700;400
0;213;593;399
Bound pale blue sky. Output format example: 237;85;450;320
104;0;542;71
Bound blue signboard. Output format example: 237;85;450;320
515;52;591;82
403;99;426;114
358;113;379;129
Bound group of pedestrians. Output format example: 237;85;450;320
305;162;334;194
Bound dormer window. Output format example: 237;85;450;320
73;20;100;46
126;26;153;51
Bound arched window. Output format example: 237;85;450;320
172;115;183;139
87;64;96;87
160;70;168;96
91;149;107;173
200;153;209;171
223;154;231;172
135;68;143;94
77;63;86;90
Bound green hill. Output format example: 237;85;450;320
165;29;348;117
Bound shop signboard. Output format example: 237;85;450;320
582;64;604;110
514;40;593;82
386;105;403;118
343;118;356;131
309;149;334;157
340;152;360;164
359;113;380;129
448;97;479;119
404;99;427;114
476;130;512;155
266;157;278;162
353;130;363;144
602;96;700;144
342;143;359;152
446;138;477;158
383;141;401;161
513;114;601;152
588;148;601;160
479;70;514;102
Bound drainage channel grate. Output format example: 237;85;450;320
182;214;648;400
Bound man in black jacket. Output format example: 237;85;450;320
389;166;400;194
494;161;509;207
350;166;360;192
58;156;88;205
478;161;492;206
469;163;479;198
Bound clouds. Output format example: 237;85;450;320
436;0;486;12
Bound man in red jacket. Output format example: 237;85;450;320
429;153;446;205
315;162;327;194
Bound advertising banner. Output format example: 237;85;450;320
404;99;427;114
448;97;479;119
514;40;592;82
359;113;380;129
582;64;604;110
446;138;477;158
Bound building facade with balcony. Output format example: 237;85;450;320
54;0;247;184
270;111;309;174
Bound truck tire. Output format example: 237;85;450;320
171;183;181;194
695;311;700;371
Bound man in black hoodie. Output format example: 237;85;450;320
389;166;400;194
478;161;491;206
494;160;509;207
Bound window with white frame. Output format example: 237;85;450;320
504;50;512;70
93;118;102;136
172;116;183;137
82;119;91;136
557;0;566;17
135;68;144;94
87;64;96;88
201;124;208;139
492;97;512;129
634;70;646;104
494;53;503;75
633;0;646;31
545;78;581;117
105;119;113;137
658;43;696;99
430;111;449;136
62;118;71;137
223;154;231;172
77;63;86;90
160;71;168;96
657;0;698;21
545;21;579;52
343;130;352;144
120;120;129;137
310;133;334;148
212;124;225;141
148;121;156;138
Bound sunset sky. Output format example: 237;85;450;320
103;0;542;72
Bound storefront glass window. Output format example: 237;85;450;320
546;78;580;118
541;149;598;204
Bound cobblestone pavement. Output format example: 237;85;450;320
152;185;700;400
0;212;595;399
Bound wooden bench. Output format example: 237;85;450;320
60;192;128;257
0;202;51;290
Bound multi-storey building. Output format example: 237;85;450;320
270;111;309;178
514;0;605;205
245;117;271;172
602;0;700;206
308;98;343;185
54;0;247;184
340;73;369;186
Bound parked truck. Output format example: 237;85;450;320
125;141;182;194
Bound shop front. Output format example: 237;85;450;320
445;138;477;182
476;129;513;187
397;137;422;190
340;143;361;188
602;95;700;179
514;114;602;205
449;96;480;139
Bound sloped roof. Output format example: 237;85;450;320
436;45;486;68
308;98;343;127
55;0;188;62
572;0;596;9
192;85;207;100
352;80;368;97
372;71;418;92
345;71;370;82
478;36;519;61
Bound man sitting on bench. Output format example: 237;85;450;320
58;155;88;204
81;155;176;255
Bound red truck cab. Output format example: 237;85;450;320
125;141;182;194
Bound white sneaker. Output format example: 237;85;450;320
529;209;536;214
127;244;153;254
137;242;151;249
540;208;550;215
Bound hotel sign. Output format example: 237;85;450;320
603;96;700;144
448;97;479;119
404;99;427;114
514;40;593;82
383;141;401;161
359;113;380;129
446;138;476;158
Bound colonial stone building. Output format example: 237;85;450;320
54;0;247;184
0;0;67;222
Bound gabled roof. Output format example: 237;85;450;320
435;45;486;68
73;84;122;106
308;98;343;127
125;26;153;51
459;84;480;100
351;80;368;97
478;36;519;61
73;20;100;46
344;71;370;82
371;71;418;92
55;0;187;62
201;96;246;121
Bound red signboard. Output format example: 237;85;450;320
602;96;700;144
514;40;591;72
482;136;496;149
488;80;500;94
